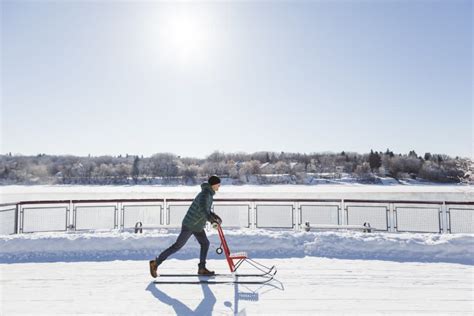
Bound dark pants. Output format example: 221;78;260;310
156;225;210;268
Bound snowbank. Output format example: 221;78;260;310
1;229;473;265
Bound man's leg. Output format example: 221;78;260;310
193;230;210;269
156;225;193;266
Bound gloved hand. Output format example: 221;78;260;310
209;212;222;225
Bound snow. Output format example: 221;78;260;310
1;184;473;203
1;185;473;315
1;229;473;265
1;258;473;315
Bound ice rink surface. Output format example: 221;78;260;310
1;257;473;315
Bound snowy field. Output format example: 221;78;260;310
1;185;473;315
1;229;473;315
1;184;473;203
1;258;473;315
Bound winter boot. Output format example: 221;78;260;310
149;259;158;278
198;266;215;276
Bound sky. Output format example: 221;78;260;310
1;0;472;159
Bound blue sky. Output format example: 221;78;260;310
1;0;472;158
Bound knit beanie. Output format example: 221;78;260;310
208;175;221;186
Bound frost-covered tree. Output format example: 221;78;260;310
207;151;226;163
0;150;469;185
403;157;423;175
116;163;131;178
181;165;199;184
226;161;239;178
408;150;418;158
239;160;261;182
387;156;405;178
149;153;179;178
202;161;226;176
355;162;373;180
132;156;140;183
368;150;382;172
274;161;291;174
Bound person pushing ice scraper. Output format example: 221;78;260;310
149;175;222;278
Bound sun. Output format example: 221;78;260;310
167;14;200;52
151;6;213;67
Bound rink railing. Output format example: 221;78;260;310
1;198;473;235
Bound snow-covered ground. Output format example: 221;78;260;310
1;185;473;315
1;258;473;315
1;229;473;265
1;229;473;315
1;184;472;203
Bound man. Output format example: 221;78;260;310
149;176;222;278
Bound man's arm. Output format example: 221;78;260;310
199;192;213;219
199;192;222;224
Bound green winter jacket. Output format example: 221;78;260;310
182;183;215;232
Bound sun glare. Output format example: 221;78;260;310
152;7;213;66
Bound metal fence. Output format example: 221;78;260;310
22;204;69;233
0;203;17;235
1;198;473;235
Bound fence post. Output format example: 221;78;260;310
14;203;19;234
73;202;78;231
293;201;298;231
115;202;120;230
163;199;167;226
68;200;74;231
442;201;449;234
296;201;301;231
166;199;170;226
19;204;23;233
252;201;256;229
340;199;346;225
120;202;125;231
389;203;395;232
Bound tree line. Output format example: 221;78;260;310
0;150;471;185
